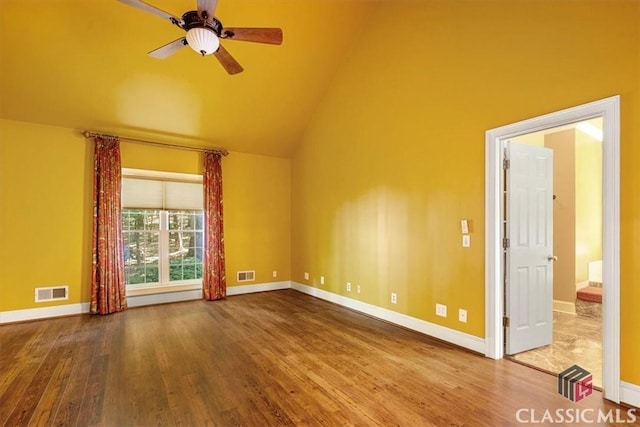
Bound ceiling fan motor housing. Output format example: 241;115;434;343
182;10;223;36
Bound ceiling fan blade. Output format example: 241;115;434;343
197;0;219;22
116;0;181;24
148;37;187;59
222;28;283;45
214;44;244;75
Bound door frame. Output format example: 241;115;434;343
484;96;620;402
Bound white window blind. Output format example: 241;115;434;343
121;169;203;210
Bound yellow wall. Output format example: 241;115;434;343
0;121;94;308
0;119;291;311
291;0;639;384
575;132;603;283
220;152;291;286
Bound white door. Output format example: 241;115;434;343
505;141;554;355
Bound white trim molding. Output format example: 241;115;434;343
226;281;291;296
291;282;485;354
0;303;90;324
485;95;621;402
620;381;640;408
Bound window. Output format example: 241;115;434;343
123;209;160;285
121;169;204;288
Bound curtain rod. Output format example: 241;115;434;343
82;131;229;156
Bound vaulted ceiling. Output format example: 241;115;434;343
0;0;373;157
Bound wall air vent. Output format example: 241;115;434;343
237;271;255;282
35;286;69;302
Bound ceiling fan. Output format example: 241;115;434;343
117;0;283;74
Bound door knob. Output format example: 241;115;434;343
548;255;558;261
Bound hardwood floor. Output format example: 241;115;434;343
0;290;635;426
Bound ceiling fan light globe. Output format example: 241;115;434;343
186;27;219;56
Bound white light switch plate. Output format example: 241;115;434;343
462;235;470;247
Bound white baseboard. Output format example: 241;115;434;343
553;299;576;315
0;281;292;321
0;303;90;324
226;281;291;296
290;282;485;354
621;381;640;408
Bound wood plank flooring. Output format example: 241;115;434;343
0;290;636;426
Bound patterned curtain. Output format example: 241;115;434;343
90;136;127;314
202;151;226;300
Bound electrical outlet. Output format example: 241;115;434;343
459;309;468;323
436;303;447;317
357;285;361;294
304;272;309;280
462;235;471;247
391;292;397;304
272;270;278;278
320;276;325;285
346;282;352;292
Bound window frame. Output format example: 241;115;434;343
121;169;204;295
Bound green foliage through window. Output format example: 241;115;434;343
123;209;204;286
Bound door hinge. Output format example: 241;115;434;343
502;238;510;249
503;316;510;327
503;158;510;170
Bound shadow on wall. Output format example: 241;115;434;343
331;187;410;308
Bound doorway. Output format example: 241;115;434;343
505;120;603;389
484;96;620;403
